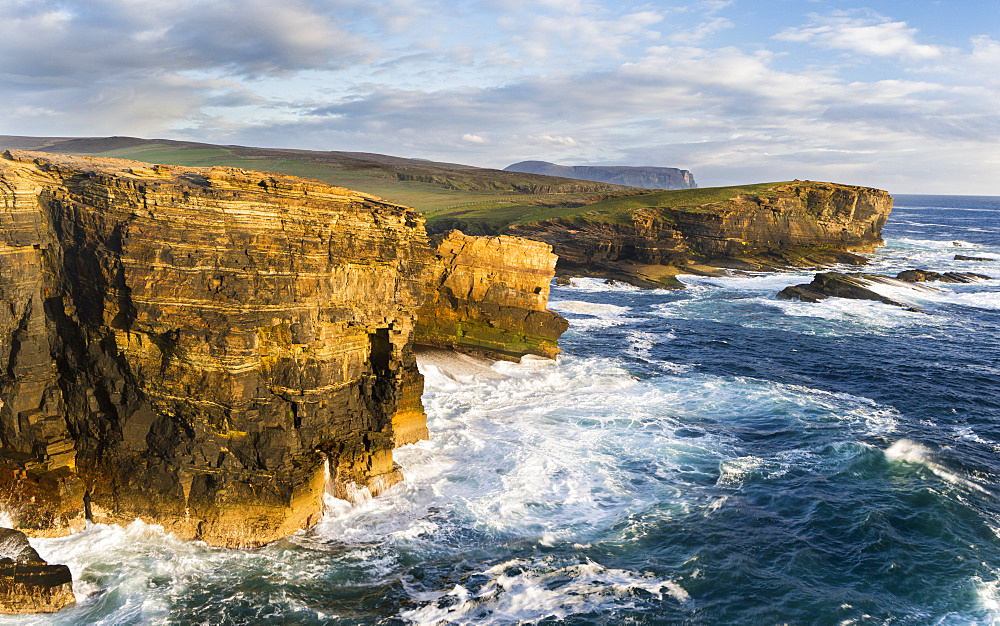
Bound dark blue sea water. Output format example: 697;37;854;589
4;195;1000;624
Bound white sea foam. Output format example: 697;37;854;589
549;299;637;330
765;296;931;332
399;558;687;625
563;277;641;292
974;575;1000;618
884;440;989;494
678;271;815;293
897;237;985;250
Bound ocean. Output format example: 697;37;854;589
5;194;1000;624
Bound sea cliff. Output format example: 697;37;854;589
504;161;697;190
415;231;568;361
0;150;566;551
507;181;893;287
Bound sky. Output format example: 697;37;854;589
1;0;998;193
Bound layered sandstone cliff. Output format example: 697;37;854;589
0;150;434;547
0;151;568;550
414;231;568;362
508;182;893;287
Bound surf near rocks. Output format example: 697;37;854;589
776;269;993;309
0;150;567;550
0;527;74;614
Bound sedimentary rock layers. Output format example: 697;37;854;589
509;182;893;285
664;182;892;260
0;150;433;547
414;231;568;362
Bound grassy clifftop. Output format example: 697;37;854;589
0;136;643;233
0;136;817;236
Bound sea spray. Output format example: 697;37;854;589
1;195;998;624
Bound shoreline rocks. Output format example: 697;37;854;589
0;527;74;614
777;269;992;308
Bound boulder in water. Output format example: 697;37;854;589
896;269;991;283
776;272;912;308
0;527;74;614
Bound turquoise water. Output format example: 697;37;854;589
5;195;1000;624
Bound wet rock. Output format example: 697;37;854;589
777;272;911;308
955;254;996;262
0;528;74;614
896;269;991;283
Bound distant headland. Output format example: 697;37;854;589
504;160;697;190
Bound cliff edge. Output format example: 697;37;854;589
507;181;892;287
505;161;696;190
0;150;567;548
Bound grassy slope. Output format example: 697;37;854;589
1;136;795;233
5;138;639;224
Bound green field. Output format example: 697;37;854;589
2;136;795;234
35;140;637;227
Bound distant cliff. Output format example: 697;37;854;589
0;151;567;548
504;161;697;190
508;182;893;288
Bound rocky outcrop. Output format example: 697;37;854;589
776;269;992;308
0;150;568;547
896;269;991;283
955;254;996;262
776;272;914;308
509;182;892;288
0;527;74;614
414;231;568;362
505;161;696;190
0;150;434;547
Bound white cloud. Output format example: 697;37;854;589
775;12;943;60
670;17;734;45
462;133;487;143
529;134;579;147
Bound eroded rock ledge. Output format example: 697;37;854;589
776;270;992;309
0;150;566;549
508;182;893;288
415;231;568;362
0;527;74;614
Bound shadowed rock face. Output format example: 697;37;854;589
0;150;434;547
0;527;74;614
